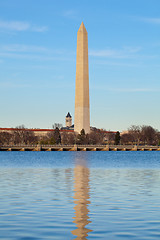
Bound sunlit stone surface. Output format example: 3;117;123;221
74;22;90;134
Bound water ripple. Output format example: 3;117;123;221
0;152;160;239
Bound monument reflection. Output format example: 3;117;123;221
71;155;92;240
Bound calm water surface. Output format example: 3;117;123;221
0;151;160;239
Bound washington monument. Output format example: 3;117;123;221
74;22;90;134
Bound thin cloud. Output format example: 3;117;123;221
32;26;48;32
0;81;31;88
1;44;48;53
62;10;79;19
0;52;72;61
0;80;74;89
108;88;160;93
0;20;48;32
123;46;141;53
141;17;160;24
90;49;118;57
0;20;29;31
0;44;69;55
0;44;73;61
89;47;141;59
91;85;160;93
91;60;139;67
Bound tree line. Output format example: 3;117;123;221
0;125;159;146
40;128;109;145
121;125;160;146
0;126;114;145
0;125;38;145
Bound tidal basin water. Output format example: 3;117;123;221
0;152;160;240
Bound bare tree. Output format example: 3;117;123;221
52;123;63;129
121;133;134;145
46;130;56;144
61;132;76;145
157;132;160;145
104;132;115;145
12;125;37;145
128;125;141;145
127;125;159;145
141;125;157;145
88;130;104;145
61;132;68;145
0;132;13;145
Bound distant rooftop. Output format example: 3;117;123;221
66;112;72;118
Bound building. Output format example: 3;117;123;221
65;112;72;127
0;128;74;138
74;22;90;134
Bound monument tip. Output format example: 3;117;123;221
78;22;87;32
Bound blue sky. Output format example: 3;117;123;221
0;0;160;131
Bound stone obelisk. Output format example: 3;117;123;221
74;22;90;134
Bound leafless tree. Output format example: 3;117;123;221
157;132;160;145
121;133;134;145
88;130;104;145
141;125;158;145
104;132;115;145
128;125;141;145
61;132;76;145
127;125;159;145
12;125;37;145
52;123;63;129
0;132;13;145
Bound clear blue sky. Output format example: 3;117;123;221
0;0;160;131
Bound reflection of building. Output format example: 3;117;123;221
74;22;90;134
72;158;92;239
65;112;72;127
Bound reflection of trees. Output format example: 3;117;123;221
72;158;92;240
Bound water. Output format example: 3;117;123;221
0;151;160;239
